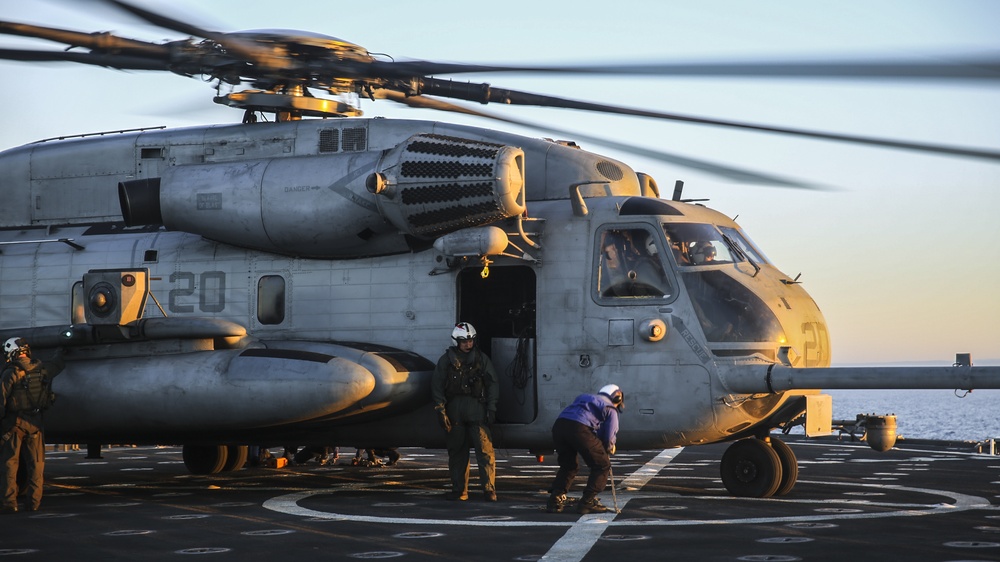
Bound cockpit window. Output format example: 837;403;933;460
595;227;674;301
661;223;737;266
682;271;785;342
719;226;770;265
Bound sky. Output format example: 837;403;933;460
0;0;997;366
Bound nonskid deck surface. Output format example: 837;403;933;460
2;436;999;560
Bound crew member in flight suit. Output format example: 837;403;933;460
0;337;65;513
431;322;499;501
546;384;623;514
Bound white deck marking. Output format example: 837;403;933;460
259;447;993;534
539;448;684;562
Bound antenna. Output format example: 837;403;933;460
672;180;684;201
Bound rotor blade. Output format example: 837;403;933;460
101;0;219;42
417;78;1000;162
565;58;1000;80
0;48;168;70
376;57;1000;81
0;21;170;58
100;0;289;70
373;90;830;190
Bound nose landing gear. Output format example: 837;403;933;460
720;436;798;498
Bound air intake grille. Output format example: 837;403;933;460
382;133;525;238
319;129;339;153
406;138;501;159
408;201;506;235
401;161;493;178
401;182;495;204
342;127;367;152
596;160;625;181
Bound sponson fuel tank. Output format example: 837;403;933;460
45;341;434;443
118;133;525;258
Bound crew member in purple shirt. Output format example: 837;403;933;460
546;384;624;514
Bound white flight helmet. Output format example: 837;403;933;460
451;322;477;345
3;337;28;361
645;236;658;256
599;383;624;410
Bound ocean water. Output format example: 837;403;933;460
822;388;1000;442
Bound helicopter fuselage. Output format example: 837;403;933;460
0;117;830;451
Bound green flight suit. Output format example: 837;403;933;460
431;346;499;496
1;352;64;511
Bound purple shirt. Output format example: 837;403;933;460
557;393;620;448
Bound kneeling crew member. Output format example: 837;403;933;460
547;384;623;514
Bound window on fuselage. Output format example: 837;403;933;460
595;226;674;302
257;275;286;325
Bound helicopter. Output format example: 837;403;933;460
0;1;998;498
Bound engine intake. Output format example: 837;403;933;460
370;134;525;237
118;134;525;258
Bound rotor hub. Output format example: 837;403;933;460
214;90;362;119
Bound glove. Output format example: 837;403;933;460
607;443;616;456
434;404;452;433
485;410;496;425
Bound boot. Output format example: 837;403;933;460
546;493;567;513
386;449;401;466
577;495;609;514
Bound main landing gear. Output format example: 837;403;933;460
720;436;798;498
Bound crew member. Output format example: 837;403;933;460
1;338;65;513
431;322;499;501
546;384;624;514
691;242;717;264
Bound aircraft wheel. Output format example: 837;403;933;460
222;445;248;472
182;444;229;474
720;438;782;498
769;437;799;496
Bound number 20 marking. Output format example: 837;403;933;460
801;321;829;367
168;271;226;313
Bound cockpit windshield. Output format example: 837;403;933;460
661;222;783;343
661;223;736;266
718;226;770;265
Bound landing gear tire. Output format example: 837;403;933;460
720;438;782;498
182;444;229;474
222;445;248;472
769;437;798;496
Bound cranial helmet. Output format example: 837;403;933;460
645;237;658;256
599;383;624;410
3;337;28;361
692;242;717;264
451;322;477;345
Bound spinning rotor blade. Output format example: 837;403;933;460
373;57;1000;81
415;78;1000;162
567;58;1000;80
1;2;996;165
101;0;291;71
0;47;168;70
102;0;221;43
374;90;829;190
0;21;169;59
